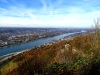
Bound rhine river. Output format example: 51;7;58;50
0;32;81;56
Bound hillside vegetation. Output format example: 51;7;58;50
0;19;100;75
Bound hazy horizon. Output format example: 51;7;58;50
0;26;91;29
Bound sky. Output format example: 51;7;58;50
0;0;100;28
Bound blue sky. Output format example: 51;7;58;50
0;0;100;28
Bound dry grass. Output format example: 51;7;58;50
0;61;18;75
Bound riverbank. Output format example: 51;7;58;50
0;49;30;62
0;49;31;68
0;31;85;63
0;31;87;70
3;30;100;75
0;31;70;48
0;32;85;56
0;31;86;61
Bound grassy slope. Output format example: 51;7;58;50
1;32;100;75
0;61;18;75
0;20;100;75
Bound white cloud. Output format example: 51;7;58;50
0;0;100;28
67;6;85;13
0;6;36;17
0;7;43;27
41;0;47;10
83;0;90;1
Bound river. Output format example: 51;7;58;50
0;32;81;56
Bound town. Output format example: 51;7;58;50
0;28;87;47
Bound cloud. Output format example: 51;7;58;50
41;0;47;10
0;5;98;28
83;0;90;1
0;0;100;28
0;6;36;18
0;6;44;27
